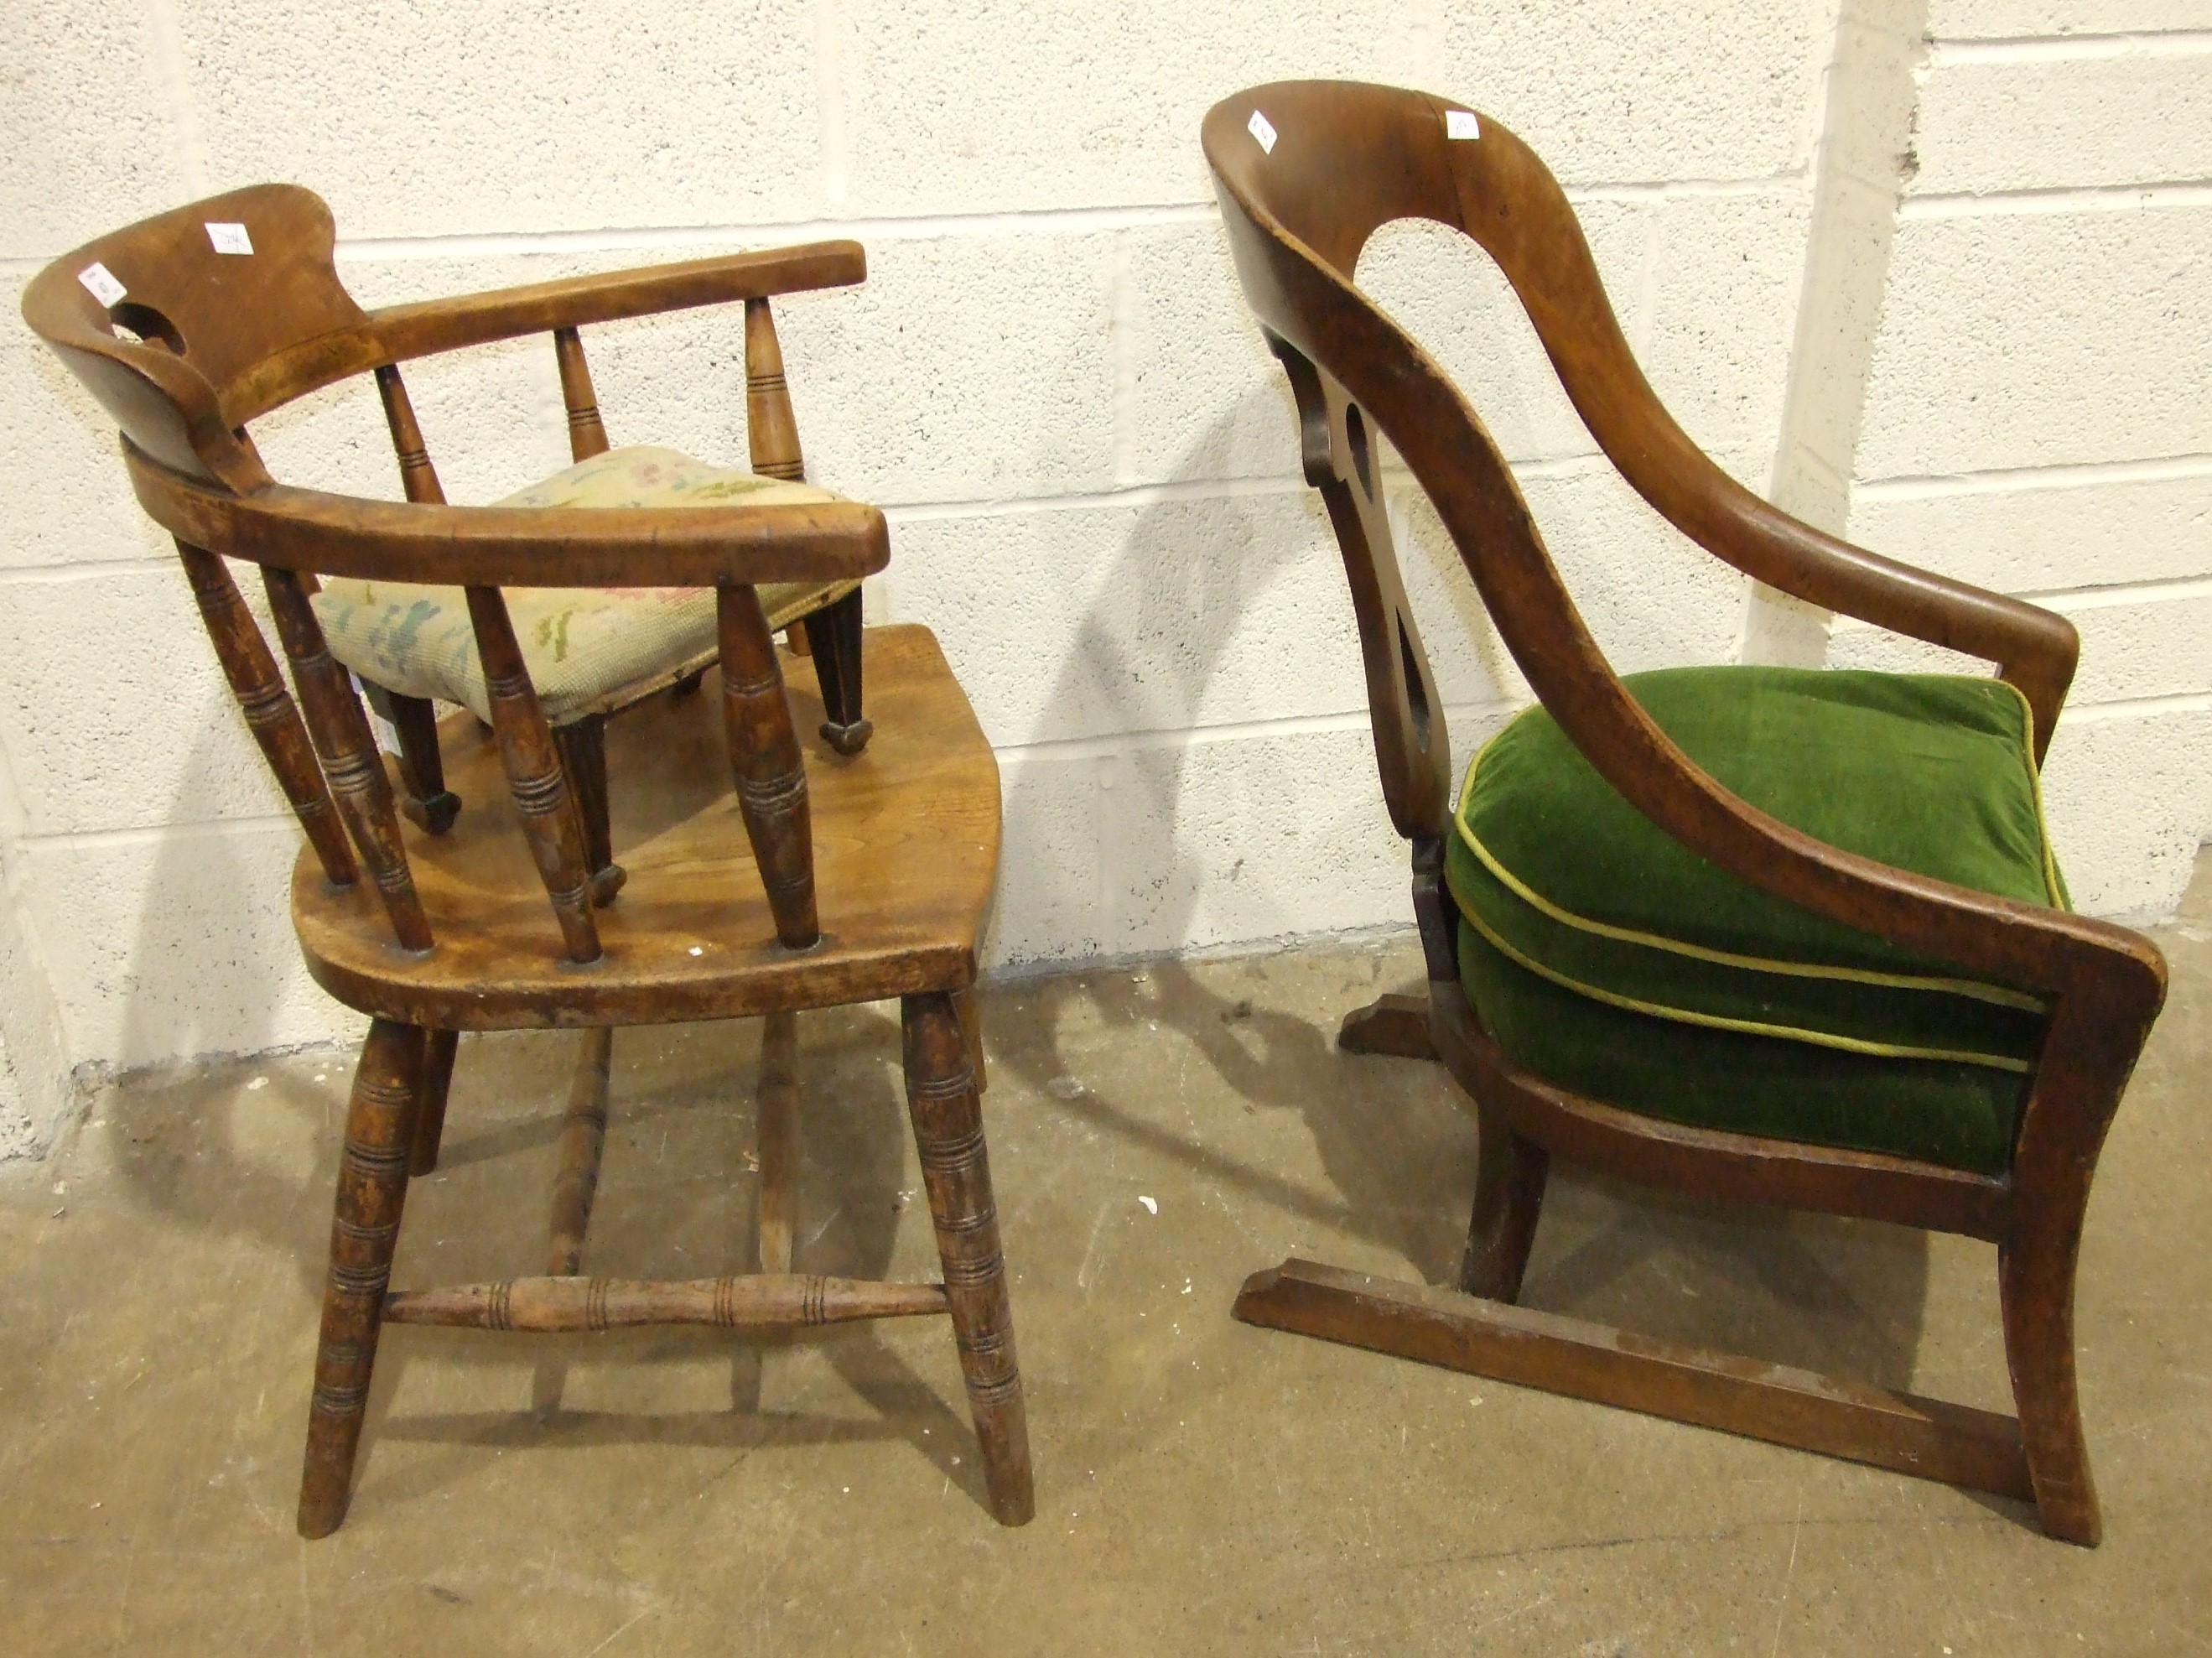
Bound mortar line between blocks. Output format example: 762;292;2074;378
994;696;1523;765
8;180;1807;266
2060;691;2212;725
1900;182;2212;219
1856;454;2212;500
1929;29;2212;65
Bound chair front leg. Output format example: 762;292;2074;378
2001;1210;2100;1545
902;990;1032;1525
299;1017;427;1538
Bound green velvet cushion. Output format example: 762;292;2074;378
1444;667;2069;1175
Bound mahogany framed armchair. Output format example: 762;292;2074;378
1204;81;2165;1546
23;186;1031;1536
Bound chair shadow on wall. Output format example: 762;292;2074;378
977;382;1937;1396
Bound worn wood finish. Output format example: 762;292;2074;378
261;567;432;952
291;630;997;1031
298;1017;425;1538
718;584;818;949
124;435;887;590
28;189;1026;1536
408;1027;459;1177
904;990;1034;1525
1206;80;2168;1545
384;1274;948;1333
551;715;624;906
465;585;601;964
174;542;356;886
372;363;446;506
548;1027;614;1276
1235;1260;2036;1501
756;1011;800;1275
952;985;986;1095
553;326;611;461
745;297;805;481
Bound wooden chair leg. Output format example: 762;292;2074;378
299;1018;427;1539
2001;1221;2102;1545
901;990;1033;1525
548;1027;615;1276
408;1028;459;1177
363;683;461;835
1337;991;1439;1061
1458;1104;1549;1301
951;985;986;1095
801;587;872;756
756;1011;799;1275
551;715;625;906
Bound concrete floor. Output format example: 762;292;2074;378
3;860;2208;1655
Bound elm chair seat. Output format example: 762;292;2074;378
1446;667;2066;1175
312;445;858;725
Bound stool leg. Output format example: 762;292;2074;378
802;588;871;755
299;1018;426;1538
553;715;625;906
901;991;1032;1525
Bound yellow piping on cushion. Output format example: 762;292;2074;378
1988;676;2069;910
1451;683;2057;1015
1459;902;2033;1073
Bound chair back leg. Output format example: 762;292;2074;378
408;1028;460;1177
1459;1104;1550;1302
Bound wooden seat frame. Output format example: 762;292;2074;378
23;185;1031;1536
1203;81;2167;1546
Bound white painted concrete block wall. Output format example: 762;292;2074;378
1833;3;2212;917
1;1;2199;1148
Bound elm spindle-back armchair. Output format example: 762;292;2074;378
1205;81;2166;1546
23;186;1031;1536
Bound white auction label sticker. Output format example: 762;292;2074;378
205;221;254;255
78;262;127;307
1446;109;1480;141
1248;108;1278;153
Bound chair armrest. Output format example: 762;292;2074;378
226;241;870;424
123;440;888;590
1610;411;2080;758
367;240;867;362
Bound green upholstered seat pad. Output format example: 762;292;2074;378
1456;921;2024;1175
1444;667;2064;1073
311;446;856;727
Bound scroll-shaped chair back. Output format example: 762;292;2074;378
25;190;854;969
21;185;367;490
1202;81;1672;847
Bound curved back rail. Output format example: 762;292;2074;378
24;185;884;965
1201;84;2157;1009
1203;81;2168;1269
